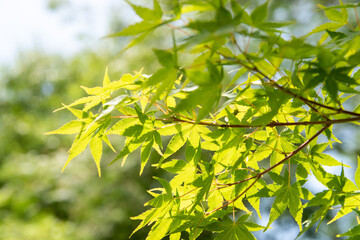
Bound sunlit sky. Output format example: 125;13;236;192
0;0;130;65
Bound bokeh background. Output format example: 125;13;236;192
0;0;359;239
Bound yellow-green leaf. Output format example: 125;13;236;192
161;128;191;161
45;120;85;135
157;123;181;136
306;22;345;36
106;21;159;37
140;139;153;175
146;218;172;240
355;156;360;189
62;122;100;172
103;67;110;86
90;136;103;177
169;232;181;240
188;126;200;147
54;96;100;112
266;187;288;230
313;153;350;168
80;86;104;95
325;9;347;23
107;118;140;135
101;135;116;152
289;186;303;230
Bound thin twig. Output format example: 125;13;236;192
212;46;360;118
258;123;330;176
174;187;200;200
205;175;261;215
245;27;254;53
212;124;330;188
112;114;360;128
268;79;360;117
355;7;360;28
205;124;330;214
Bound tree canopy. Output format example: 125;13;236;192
48;0;360;239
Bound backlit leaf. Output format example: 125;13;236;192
355;156;360;189
45;120;86;135
214;217;256;240
90;136;103;177
106;21;159;37
126;0;162;22
140;138;154;175
161;124;192;162
325;9;347;23
251;1;268;25
62;121;101;172
306;22;344;36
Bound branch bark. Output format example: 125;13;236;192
113;114;360;128
208;124;331;213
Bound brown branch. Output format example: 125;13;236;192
245;27;254;53
229;54;360;118
205;124;330;214
243;60;360;118
209;44;360;118
355;7;360;28
178;26;360;119
214;174;259;189
174;187;200;200
268;80;360;117
112;114;360;128
346;21;355;31
307;102;330;121
167;23;191;36
256;123;330;177
112;115;138;119
205;175;261;215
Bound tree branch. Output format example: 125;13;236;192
259;123;331;176
213;46;360;118
205;175;261;216
205;124;330;215
215;123;331;188
268;80;360;117
112;114;360;128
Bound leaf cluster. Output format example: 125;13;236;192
48;0;360;239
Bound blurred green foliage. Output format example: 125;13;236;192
0;49;161;239
0;0;171;236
